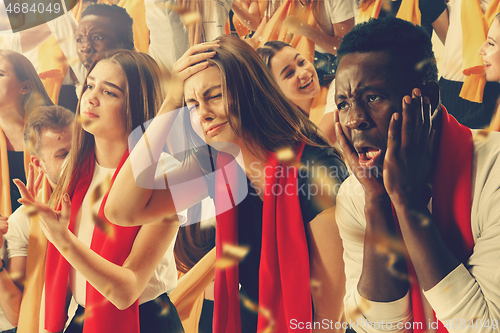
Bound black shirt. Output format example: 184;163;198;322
8;150;26;213
205;145;348;332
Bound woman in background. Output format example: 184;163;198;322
258;41;337;144
480;13;500;131
0;50;53;217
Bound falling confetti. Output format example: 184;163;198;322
181;11;202;26
164;3;202;26
93;214;114;238
91;176;112;205
216;244;249;269
25;205;39;218
27;131;37;155
155;297;171;317
276;147;295;162
240;294;275;333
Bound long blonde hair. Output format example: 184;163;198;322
0;50;53;116
51;50;165;208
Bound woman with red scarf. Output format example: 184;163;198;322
16;50;183;333
106;36;349;333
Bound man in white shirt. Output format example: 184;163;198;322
0;105;73;331
333;16;500;333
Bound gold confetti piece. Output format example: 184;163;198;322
310;278;321;294
375;243;408;281
240;294;275;333
276;147;295;162
93;214;114;238
27;131;37;154
91;176;112;205
415;58;436;72
25;205;39;218
103;284;112;296
181;11;202;26
8;271;26;287
155;297;171;316
216;244;249;269
163;3;190;14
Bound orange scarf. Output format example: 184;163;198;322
357;0;420;25
16;176;52;333
460;0;500;103
170;248;216;333
0;128;30;217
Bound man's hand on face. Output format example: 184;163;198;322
334;109;388;201
383;88;435;209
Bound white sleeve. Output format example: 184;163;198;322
326;0;355;24
423;156;500;332
0;33;22;53
146;0;189;71
325;79;337;115
5;206;30;259
46;9;86;82
336;176;412;332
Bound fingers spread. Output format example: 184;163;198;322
13;179;35;202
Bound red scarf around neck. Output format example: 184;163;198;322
45;150;143;333
396;106;474;333
214;142;313;333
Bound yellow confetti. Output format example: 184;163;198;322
25;205;39;218
91;176;112;205
216;244;249;269
415;58;436;72
26;131;37;154
8;271;25;287
154;297;171;316
181;11;202;26
276;147;295;162
240;294;275;333
93;214;114;238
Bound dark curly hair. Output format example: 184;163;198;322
337;16;438;91
81;4;134;50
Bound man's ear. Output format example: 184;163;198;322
422;80;440;114
30;155;42;171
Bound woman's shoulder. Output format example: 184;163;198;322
300;144;348;181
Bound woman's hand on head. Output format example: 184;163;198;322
165;41;220;111
14;179;71;248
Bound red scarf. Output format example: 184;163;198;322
398;106;474;332
45;151;142;333
214;142;312;333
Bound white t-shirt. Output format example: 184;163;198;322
0;206;30;331
336;130;500;333
202;0;235;42
145;0;189;71
315;0;355;54
71;161;179;307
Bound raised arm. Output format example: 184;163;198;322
231;0;262;32
15;186;180;310
307;206;345;332
105;42;220;226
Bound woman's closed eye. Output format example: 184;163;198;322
285;70;295;79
